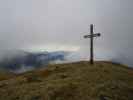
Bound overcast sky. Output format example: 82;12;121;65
0;0;133;66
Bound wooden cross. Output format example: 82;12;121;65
84;24;101;64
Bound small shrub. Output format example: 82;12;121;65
25;75;42;83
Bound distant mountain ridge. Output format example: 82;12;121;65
0;51;70;73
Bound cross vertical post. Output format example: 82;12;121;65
84;24;101;65
90;24;94;64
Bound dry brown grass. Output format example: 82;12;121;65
0;72;15;81
0;61;133;100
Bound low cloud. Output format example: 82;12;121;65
0;0;133;67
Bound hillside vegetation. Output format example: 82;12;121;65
0;61;133;100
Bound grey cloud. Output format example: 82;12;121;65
0;0;133;66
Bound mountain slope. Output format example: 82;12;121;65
0;61;133;100
0;51;69;73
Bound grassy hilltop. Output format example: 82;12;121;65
0;61;133;100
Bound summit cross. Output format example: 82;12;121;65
84;24;101;64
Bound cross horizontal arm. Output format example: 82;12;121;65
84;33;101;38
